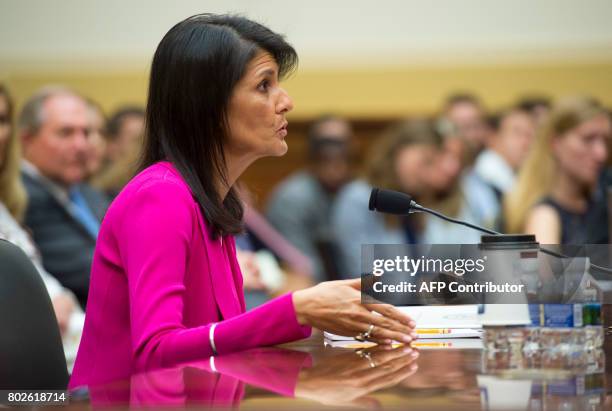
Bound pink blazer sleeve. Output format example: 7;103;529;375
115;179;311;371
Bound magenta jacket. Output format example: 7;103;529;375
69;161;311;388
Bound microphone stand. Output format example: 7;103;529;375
410;202;612;275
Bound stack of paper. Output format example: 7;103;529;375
324;305;482;342
323;338;483;350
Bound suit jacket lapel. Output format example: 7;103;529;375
195;211;243;320
224;237;246;313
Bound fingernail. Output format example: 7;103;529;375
384;339;392;344
409;321;416;328
402;335;412;343
410;364;419;371
403;347;413;353
411;351;419;357
410;332;418;339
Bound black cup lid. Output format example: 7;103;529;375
480;234;536;244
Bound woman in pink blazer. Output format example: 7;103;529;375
69;14;416;388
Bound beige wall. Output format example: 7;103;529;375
2;0;612;116
4;60;612;120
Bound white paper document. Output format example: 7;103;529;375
324;305;481;341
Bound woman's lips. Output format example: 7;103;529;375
277;122;288;138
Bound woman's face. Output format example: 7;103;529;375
552;114;611;187
394;144;440;196
0;94;11;168
424;141;462;196
225;51;294;161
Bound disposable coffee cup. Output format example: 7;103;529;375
477;234;539;327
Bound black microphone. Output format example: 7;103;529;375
368;187;612;275
368;188;419;215
368;188;499;235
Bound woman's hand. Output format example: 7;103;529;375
292;279;417;344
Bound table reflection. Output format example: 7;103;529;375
86;344;419;409
79;335;610;410
479;348;607;411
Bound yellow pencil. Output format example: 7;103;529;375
416;329;452;334
411;342;452;348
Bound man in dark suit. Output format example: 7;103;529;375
18;87;108;308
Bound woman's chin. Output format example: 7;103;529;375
254;141;288;160
271;141;289;157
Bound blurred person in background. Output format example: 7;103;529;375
237;185;314;309
473;106;536;200
84;99;107;180
0;84;83;370
267;115;353;281
516;95;551;129
104;106;145;164
332;119;442;277
439;93;490;159
505;96;611;244
421;111;500;244
91;106;145;199
19;86;109;308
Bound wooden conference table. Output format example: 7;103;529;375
55;330;611;411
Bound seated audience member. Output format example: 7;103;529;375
103;106;145;164
0;84;83;369
84;99;107;180
439;92;490;158
332;119;442;277
586;167;612;244
505;97;611;244
235;228;313;310
91;106;145;199
18;86;109;308
267;115;353;281
421;119;500;244
516;95;552;129
238;186;314;309
473;107;536;200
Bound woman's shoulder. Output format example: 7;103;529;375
109;161;197;222
525;200;561;243
118;161;191;198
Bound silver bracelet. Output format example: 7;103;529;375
209;323;218;355
209;356;217;372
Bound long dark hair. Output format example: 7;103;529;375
142;14;298;238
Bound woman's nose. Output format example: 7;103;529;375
277;87;294;114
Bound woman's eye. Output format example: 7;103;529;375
257;80;269;92
582;134;597;145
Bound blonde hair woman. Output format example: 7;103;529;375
505;97;611;244
0;85;27;220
